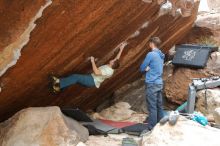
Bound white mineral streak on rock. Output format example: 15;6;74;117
142;0;153;3
0;0;52;77
141;21;149;29
159;1;173;16
129;30;140;38
113;20;150;53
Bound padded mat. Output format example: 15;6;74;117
61;107;93;122
172;45;211;68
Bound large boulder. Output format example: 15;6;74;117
164;51;220;104
181;0;220;50
0;0;200;122
197;0;220;45
196;89;220;118
0;106;89;146
142;116;220;146
214;108;220;124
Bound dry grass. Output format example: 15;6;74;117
196;36;219;47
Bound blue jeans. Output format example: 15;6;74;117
60;74;96;89
145;83;164;130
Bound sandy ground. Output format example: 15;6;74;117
85;134;142;146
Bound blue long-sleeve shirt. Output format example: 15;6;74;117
140;48;165;84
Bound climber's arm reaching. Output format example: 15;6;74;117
91;56;102;75
113;43;127;61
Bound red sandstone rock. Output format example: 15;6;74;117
0;0;199;121
0;106;89;146
164;52;220;104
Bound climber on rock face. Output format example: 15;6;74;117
51;43;126;93
140;37;165;132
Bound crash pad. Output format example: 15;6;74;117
100;119;136;129
122;123;149;136
61;107;93;122
82;120;120;135
172;44;211;68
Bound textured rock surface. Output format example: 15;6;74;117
114;78;148;113
0;106;89;146
181;0;220;47
196;13;220;45
85;134;141;146
92;102;147;122
92;102;135;121
164;51;220;104
214;108;220;124
0;0;199;121
196;89;220;117
142;116;220;146
112;77;177;113
207;0;220;10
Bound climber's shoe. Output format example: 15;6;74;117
159;115;169;125
169;111;179;126
51;76;60;85
53;85;61;93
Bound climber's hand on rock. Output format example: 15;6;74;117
119;42;127;51
90;56;95;62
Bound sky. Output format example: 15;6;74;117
198;0;210;12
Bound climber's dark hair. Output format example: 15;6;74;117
112;59;120;69
149;37;161;48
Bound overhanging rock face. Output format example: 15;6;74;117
0;0;199;121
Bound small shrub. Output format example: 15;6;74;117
196;36;219;47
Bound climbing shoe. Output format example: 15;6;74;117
159;111;180;126
159;115;169;125
53;85;61;93
52;76;60;85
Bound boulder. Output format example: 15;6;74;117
207;0;220;10
196;0;220;45
0;106;89;146
142;116;220;146
93;102;135;121
85;134;141;146
114;78;148;113
0;0;200;122
196;89;220;118
181;0;220;51
114;76;178;113
214;108;220;124
92;102;147;123
164;52;220;104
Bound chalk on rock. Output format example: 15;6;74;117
142;0;153;3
